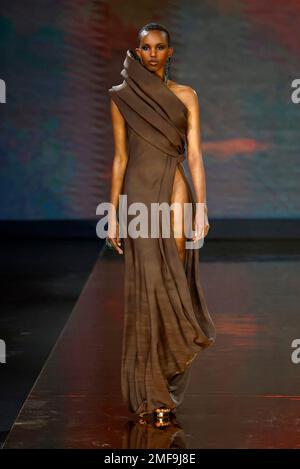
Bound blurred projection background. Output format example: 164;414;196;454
0;0;299;220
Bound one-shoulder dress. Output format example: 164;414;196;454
108;49;216;416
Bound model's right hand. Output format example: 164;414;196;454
107;218;123;255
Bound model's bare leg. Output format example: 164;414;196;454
170;165;190;264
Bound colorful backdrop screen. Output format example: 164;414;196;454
1;0;299;219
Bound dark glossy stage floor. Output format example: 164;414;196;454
2;240;300;449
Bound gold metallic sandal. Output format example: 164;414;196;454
154;407;171;418
137;411;153;425
153;407;172;428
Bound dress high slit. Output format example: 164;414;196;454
108;49;216;415
171;164;191;264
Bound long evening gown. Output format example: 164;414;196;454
108;49;216;416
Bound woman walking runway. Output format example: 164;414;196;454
107;23;216;422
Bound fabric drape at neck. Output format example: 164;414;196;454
108;49;187;162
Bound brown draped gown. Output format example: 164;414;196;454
108;49;216;416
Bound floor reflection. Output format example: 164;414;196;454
122;414;187;449
3;244;300;448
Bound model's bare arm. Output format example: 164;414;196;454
109;98;128;209
184;87;209;239
184;88;207;204
108;98;128;254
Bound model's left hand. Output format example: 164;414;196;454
192;204;210;242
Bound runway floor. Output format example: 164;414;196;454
2;240;300;449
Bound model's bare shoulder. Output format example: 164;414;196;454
168;80;198;110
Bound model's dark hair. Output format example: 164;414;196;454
137;23;171;47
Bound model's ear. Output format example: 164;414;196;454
168;47;174;59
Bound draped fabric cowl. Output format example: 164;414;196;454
108;49;216;415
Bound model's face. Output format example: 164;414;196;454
135;30;173;73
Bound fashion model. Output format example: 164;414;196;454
107;23;216;426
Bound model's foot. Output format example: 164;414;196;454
154;406;171;418
138;417;148;425
137;411;154;425
153;406;174;428
154;417;171;428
